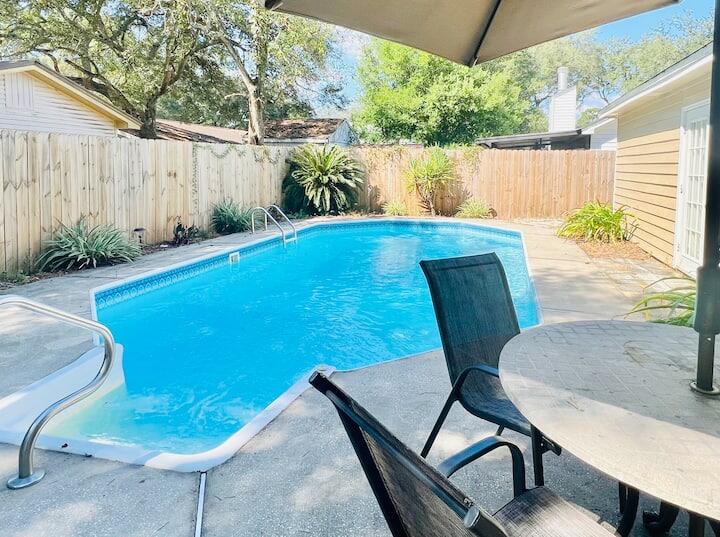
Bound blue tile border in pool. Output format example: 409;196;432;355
93;219;525;310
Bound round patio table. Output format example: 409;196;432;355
499;320;720;537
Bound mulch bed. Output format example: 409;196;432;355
577;240;651;260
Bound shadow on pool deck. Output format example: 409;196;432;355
0;218;685;536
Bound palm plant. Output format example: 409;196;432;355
558;201;636;242
628;276;696;327
284;144;364;215
37;219;141;271
405;148;455;216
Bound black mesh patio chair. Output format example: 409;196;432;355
310;371;618;537
419;253;560;486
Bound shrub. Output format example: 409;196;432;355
456;198;492;219
558;202;636;242
382;200;409;216
211;200;253;235
282;144;364;215
628;277;696;327
37;220;141;271
405;148;455;216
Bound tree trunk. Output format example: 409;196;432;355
139;104;158;139
247;85;265;145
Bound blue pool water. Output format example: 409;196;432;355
52;221;539;454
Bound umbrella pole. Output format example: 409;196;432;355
692;0;720;395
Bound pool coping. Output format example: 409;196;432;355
0;217;540;473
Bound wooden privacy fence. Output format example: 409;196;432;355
353;147;616;218
0;130;293;273
0;130;615;273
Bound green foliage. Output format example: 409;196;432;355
211;200;253;235
37;220;141;271
629;277;696;327
456;199;492;219
405;148;455;216
558;202;636;243
382;200;409;216
354;40;529;145
283;145;364;215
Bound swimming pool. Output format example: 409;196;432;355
27;220;538;468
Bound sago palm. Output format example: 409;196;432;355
287;145;364;215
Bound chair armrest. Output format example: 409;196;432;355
438;436;527;498
452;364;500;393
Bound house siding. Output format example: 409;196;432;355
614;70;709;265
0;71;118;136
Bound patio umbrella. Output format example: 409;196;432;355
267;0;720;395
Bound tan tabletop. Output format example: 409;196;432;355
499;320;720;521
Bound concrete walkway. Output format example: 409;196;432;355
0;218;682;536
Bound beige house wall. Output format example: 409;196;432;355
614;70;709;266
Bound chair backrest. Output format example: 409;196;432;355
310;372;508;537
420;253;520;384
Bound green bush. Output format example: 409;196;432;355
282;144;364;215
558;202;636;242
455;198;492;219
37;220;141;271
382;200;409;216
405;148;455;216
628;277;696;327
211;200;253;235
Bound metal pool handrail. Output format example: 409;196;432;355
250;206;294;244
0;295;116;490
267;205;298;243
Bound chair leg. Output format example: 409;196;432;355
495;425;504;436
616;486;639;537
710;519;720;537
530;426;544;487
618;482;627;514
420;393;456;458
642;502;680;535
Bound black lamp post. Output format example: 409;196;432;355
692;0;720;395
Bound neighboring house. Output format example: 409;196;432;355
137;118;358;146
264;118;358;146
598;43;712;274
477;67;613;150
476;129;589;150
0;60;140;136
582;116;618;151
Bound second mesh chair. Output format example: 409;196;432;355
419;252;559;485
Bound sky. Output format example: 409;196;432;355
325;0;715;116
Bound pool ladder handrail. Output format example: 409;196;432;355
0;295;116;490
250;205;297;244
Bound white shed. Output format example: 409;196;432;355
0;60;140;136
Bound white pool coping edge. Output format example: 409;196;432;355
1;217;538;473
0;344;335;471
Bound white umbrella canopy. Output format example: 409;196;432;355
265;0;678;66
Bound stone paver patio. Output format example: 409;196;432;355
0;218;687;536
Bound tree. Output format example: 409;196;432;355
354;40;530;145
503;9;713;117
206;0;344;144
0;0;214;138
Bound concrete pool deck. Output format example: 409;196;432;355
0;218;684;536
